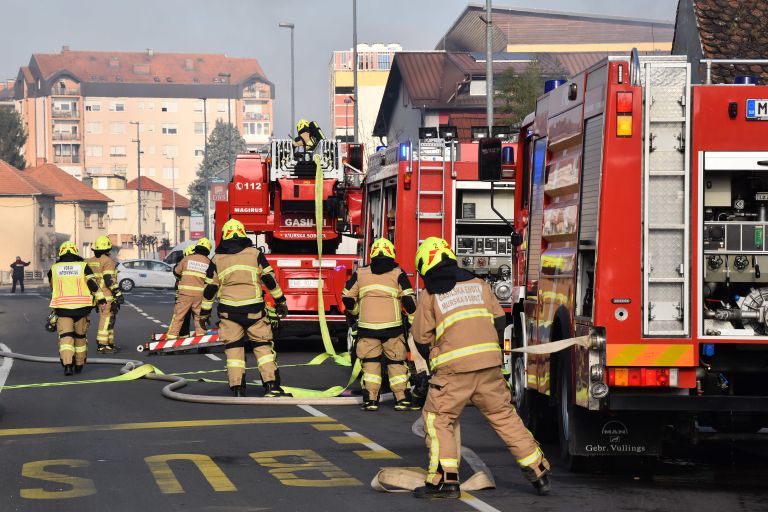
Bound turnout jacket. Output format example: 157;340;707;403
342;263;416;340
85;254;120;301
174;252;215;303
48;254;104;317
412;276;504;374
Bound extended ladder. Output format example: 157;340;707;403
640;56;691;336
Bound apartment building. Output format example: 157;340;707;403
13;48;274;198
329;43;400;153
127;177;190;246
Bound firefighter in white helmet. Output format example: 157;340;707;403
410;237;551;499
205;218;289;397
85;235;124;353
48;241;105;375
342;238;418;411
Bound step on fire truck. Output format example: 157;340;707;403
364;128;517;305
214;139;365;342
494;51;768;467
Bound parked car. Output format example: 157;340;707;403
116;259;176;291
163;240;197;266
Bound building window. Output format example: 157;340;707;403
109;146;127;157
145;101;155;110
145;167;156;177
162;145;178;157
194;148;204;157
161;124;178;135
86;122;102;134
39;207;44;226
163;167;179;180
378;53;391;70
84;210;92;228
155;206;161;221
194;122;205;134
109;102;125;112
94;177;108;189
86;145;103;157
111;122;126;135
110;205;126;220
85;102;101;112
98;212;105;229
49;207;54;227
145;124;155;133
217;102;227;113
145;144;156;155
161;101;178;112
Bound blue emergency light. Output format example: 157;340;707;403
398;142;410;161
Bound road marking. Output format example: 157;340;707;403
312;423;350;431
297;404;327;417
460;495;503;512
21;459;97;500
250;449;361;487
331;432;400;460
0;416;334;437
145;454;237;494
0;342;14;396
205;354;221;361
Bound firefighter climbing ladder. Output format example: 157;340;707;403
639;56;691;336
415;139;453;290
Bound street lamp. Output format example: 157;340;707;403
129;121;142;258
200;97;209;238
166;155;176;246
344;97;352;141
278;21;295;136
218;72;233;180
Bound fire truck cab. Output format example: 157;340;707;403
507;52;768;466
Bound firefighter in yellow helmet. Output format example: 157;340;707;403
410;237;551;499
205;219;290;397
166;237;215;339
85;235;124;354
342;238;417;411
173;244;198;337
48;241;105;375
292;119;325;154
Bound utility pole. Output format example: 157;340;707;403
167;155;176;245
352;0;359;143
485;0;494;132
129;121;142;257
201;98;209;238
218;72;233;180
278;22;295;136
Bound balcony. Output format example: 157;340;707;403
111;165;127;176
51;87;80;96
54;155;81;164
52;110;80;119
86;166;126;177
52;132;80;141
242;87;270;99
244;112;270;121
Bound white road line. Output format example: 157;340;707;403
0;342;14;395
459;497;503;512
205;353;221;361
160;324;168;328
297;404;327;417
344;431;389;452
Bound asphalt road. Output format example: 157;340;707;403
0;285;767;512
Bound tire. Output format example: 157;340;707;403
557;352;589;471
119;279;135;292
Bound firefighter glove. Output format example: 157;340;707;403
266;306;280;330
199;310;212;330
115;293;125;305
45;311;57;333
275;300;288;319
411;371;430;407
97;298;107;307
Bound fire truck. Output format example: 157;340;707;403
500;51;768;467
214;139;365;342
363;129;517;303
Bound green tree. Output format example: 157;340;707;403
188;119;247;212
496;58;567;125
0;109;27;168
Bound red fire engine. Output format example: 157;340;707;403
500;51;768;467
214;139;365;341
363;129;517;305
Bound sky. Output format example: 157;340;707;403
0;0;678;135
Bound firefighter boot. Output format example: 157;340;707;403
394;389;420;411
360;389;379;411
413;474;461;499
521;457;551;496
74;364;84;374
231;376;247;397
63;364;74;376
264;381;291;397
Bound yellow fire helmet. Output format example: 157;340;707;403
221;218;247;240
183;244;196;257
196;237;212;251
369;238;396;260
415;237;456;276
296;119;310;133
94;235;113;251
59;241;79;257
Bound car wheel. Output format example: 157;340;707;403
120;279;135;292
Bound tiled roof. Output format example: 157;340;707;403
692;0;768;83
0;160;59;197
29;50;270;87
126;176;190;210
25;164;112;203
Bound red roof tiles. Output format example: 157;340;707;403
25;164;112;203
126;176;190;210
0;160;59;197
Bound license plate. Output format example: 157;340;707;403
746;99;768;120
288;279;319;289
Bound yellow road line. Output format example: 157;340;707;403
0;416;334;437
312;423;351;431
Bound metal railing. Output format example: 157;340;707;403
243;112;270;120
702;58;768;84
52;110;79;118
270;139;343;181
52;132;80;141
51;88;80;96
53;155;81;164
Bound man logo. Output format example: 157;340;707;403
601;420;628;443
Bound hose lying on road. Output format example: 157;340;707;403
0;350;367;405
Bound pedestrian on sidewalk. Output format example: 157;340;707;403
10;256;30;293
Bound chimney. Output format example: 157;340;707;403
146;48;154;58
109;56;120;68
184;58;194;71
62;45;70;52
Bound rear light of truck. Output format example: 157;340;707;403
502;337;512;354
403;171;412;190
616;91;633;137
608;367;679;387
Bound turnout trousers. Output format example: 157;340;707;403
167;295;205;338
96;302;116;346
219;312;276;387
356;335;409;401
422;366;546;485
57;315;90;366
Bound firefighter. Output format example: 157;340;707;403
292;119;325;154
85;235;124;354
176;244;197;338
48;241;105;375
166;238;215;339
342;238;417;411
411;237;551;499
205;218;289;397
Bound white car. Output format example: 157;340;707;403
116;259;176;291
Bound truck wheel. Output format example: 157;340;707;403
557;353;589;471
